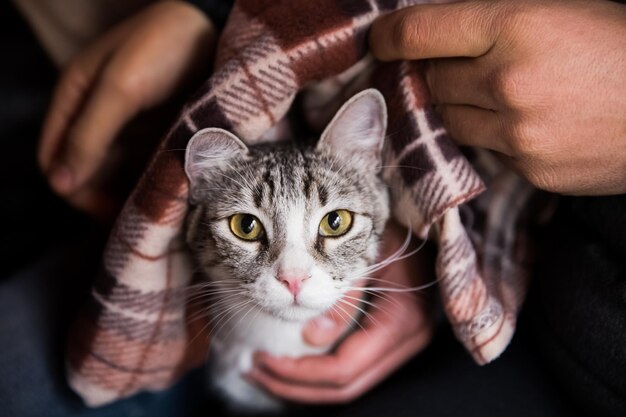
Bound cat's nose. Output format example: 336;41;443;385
277;274;307;297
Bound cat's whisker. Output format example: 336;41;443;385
340;277;439;293
221;302;258;343
340;294;395;318
186;304;226;349
328;303;360;335
185;280;242;289
187;287;243;297
244;299;264;337
338;296;396;341
364;289;406;310
353;286;401;301
355;276;415;289
186;284;243;294
187;290;246;309
223;160;264;203
185;285;245;299
332;300;368;335
212;171;248;192
185;279;242;290
205;292;248;308
185;294;248;325
342;228;426;283
187;290;246;315
363;226;413;269
198;298;249;341
210;299;254;340
185;288;246;303
335;297;381;330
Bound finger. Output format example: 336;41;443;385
255;285;428;387
48;70;141;194
425;58;495;109
65;188;119;221
303;286;365;347
438;104;512;155
370;1;502;61
255;223;432;386
38;26;131;173
248;332;428;404
39;60;103;174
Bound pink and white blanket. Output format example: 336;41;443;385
66;0;538;406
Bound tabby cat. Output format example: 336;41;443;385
185;89;390;411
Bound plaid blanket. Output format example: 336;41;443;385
67;0;538;406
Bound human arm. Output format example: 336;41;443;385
37;1;218;217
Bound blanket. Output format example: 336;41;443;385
66;0;538;406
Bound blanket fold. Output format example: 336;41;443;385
67;0;536;406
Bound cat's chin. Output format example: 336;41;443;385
266;304;324;323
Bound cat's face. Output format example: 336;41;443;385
185;90;389;322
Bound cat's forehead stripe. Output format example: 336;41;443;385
317;183;328;206
253;179;264;208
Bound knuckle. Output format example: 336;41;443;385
504;120;564;192
424;62;441;103
332;365;354;386
59;61;89;96
509;122;537;157
490;67;532;108
506;119;542;157
64;134;101;164
523;166;561;192
102;69;144;105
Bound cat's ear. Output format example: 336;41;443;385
185;128;248;188
318;89;387;166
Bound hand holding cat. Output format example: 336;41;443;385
38;1;215;217
249;222;434;404
370;0;626;195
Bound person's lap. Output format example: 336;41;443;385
0;240;210;417
0;237;577;417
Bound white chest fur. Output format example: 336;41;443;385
208;304;328;411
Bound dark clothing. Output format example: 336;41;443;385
0;1;82;278
533;196;626;417
188;0;235;29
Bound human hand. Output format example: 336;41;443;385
370;0;626;195
248;221;434;404
38;1;216;217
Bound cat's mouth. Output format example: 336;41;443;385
264;301;321;322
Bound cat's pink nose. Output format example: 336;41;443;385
277;274;306;297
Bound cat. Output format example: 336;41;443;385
184;89;390;411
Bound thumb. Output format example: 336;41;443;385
303;286;365;347
369;1;502;61
303;313;344;348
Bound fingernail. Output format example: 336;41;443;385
252;352;265;364
311;316;336;331
304;316;338;347
244;369;261;384
50;165;74;193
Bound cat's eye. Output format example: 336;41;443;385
229;214;264;241
319;210;353;237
